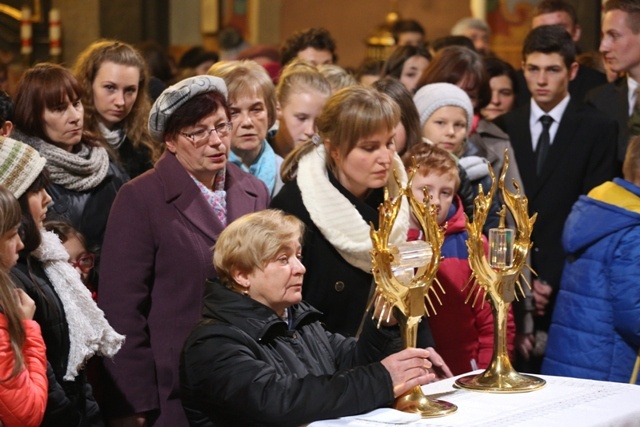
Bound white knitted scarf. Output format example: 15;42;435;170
297;144;409;273
13;130;110;191
33;230;125;380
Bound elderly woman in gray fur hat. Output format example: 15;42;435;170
98;75;269;427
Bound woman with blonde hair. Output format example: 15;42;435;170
0;184;47;427
180;209;437;426
208;60;283;196
273;86;406;337
73;39;161;178
317;63;357;93
269;59;331;158
272;87;450;374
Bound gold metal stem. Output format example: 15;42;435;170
455;282;546;392
456;150;546;393
394;310;457;417
369;161;457;416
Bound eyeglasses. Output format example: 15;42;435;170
180;122;233;146
69;253;95;274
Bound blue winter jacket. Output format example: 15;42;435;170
542;178;640;383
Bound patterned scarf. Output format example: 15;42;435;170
190;168;227;226
13;130;110;191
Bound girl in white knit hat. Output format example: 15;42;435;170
413;82;474;161
413;82;501;234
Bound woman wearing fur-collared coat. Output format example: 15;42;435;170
98;75;269;427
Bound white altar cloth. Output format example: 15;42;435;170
309;371;640;426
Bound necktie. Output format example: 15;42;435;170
536;115;553;176
628;88;640;137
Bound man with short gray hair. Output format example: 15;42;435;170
451;17;490;55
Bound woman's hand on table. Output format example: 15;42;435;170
381;347;436;397
425;346;453;380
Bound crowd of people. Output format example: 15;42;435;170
0;0;638;426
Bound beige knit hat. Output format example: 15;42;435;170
0;135;47;198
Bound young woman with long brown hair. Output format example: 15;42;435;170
73;39;162;178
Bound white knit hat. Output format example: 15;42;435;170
0;136;47;198
148;75;228;142
413;83;474;131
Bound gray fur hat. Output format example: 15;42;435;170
148;75;228;142
413;82;474;131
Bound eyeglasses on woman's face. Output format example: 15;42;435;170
69;252;95;273
180;122;233;146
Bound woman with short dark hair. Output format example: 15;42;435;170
382;45;432;93
98;75;270;426
481;57;518;122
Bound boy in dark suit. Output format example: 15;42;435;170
515;0;607;108
496;25;618;373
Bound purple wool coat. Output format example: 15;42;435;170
98;152;269;426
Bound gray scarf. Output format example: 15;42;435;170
98;122;126;149
13;129;110;191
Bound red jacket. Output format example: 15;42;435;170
408;196;515;375
0;315;48;427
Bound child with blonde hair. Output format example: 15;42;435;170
403;143;514;374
